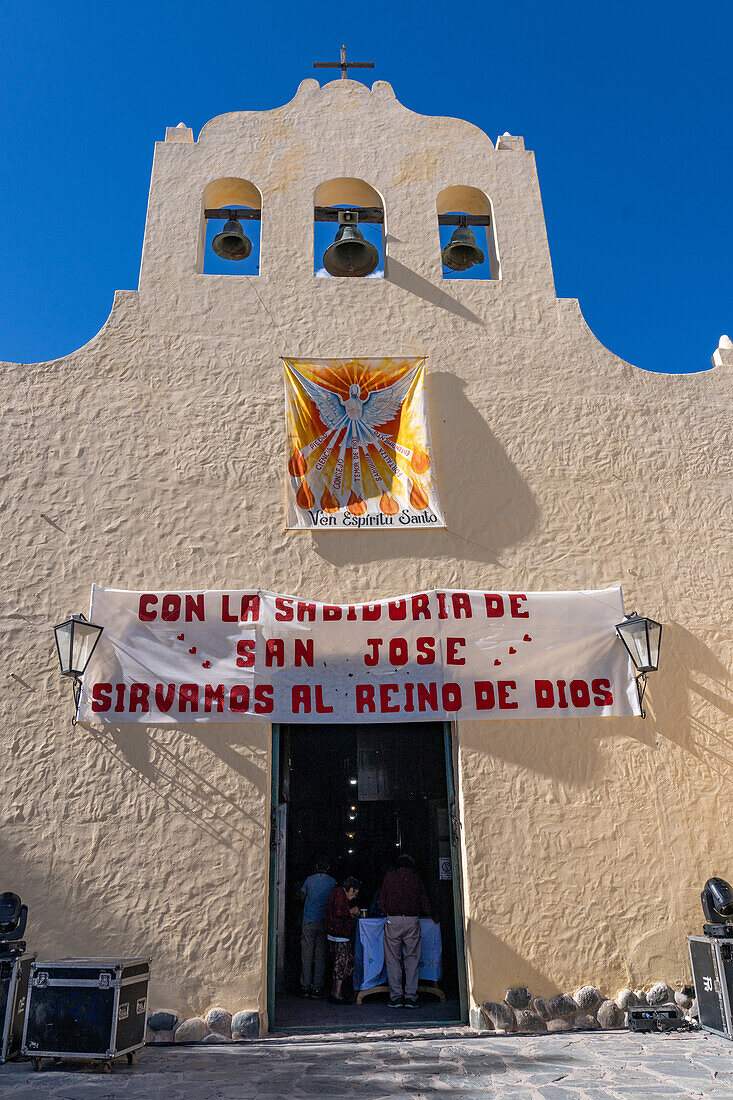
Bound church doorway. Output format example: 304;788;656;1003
267;722;467;1031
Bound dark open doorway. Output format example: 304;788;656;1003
268;722;467;1032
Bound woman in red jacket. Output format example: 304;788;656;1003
325;876;361;1003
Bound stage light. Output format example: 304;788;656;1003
349;777;357;786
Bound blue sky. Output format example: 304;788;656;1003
1;1;730;372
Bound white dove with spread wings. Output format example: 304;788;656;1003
289;363;419;445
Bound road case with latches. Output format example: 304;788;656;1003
21;957;151;1072
688;934;733;1039
0;952;36;1063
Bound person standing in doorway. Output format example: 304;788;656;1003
378;854;433;1009
325;876;361;1003
299;857;336;998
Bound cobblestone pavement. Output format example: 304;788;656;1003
0;1029;731;1099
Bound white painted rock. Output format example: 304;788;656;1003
574;1012;600;1030
174;1017;209;1043
205;1006;232;1036
633;989;648;1005
615;989;637;1010
481;1000;515;1032
514;1009;546;1033
203;1032;232;1043
674;991;693;1011
546;1017;573;1032
574;986;602;1012
547;994;578;1018
232;1010;260;1040
647;982;674;1006
505;987;531;1009
597;1000;624;1029
531;997;552;1021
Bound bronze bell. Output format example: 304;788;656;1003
441;222;484;272
212;216;252;262
322;220;380;278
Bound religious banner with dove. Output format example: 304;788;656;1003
283;357;445;530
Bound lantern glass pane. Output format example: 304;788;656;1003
647;619;662;670
618;618;652;671
70;620;102;676
55;621;74;675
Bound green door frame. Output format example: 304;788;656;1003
266;721;469;1029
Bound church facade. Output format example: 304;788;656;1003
2;77;731;1032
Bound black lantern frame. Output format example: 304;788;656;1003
615;612;662;719
53;612;103;722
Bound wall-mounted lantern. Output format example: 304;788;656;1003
53;613;103;722
615;613;662;718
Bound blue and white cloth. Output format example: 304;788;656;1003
354;918;442;991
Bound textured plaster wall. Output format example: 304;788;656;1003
1;79;731;1024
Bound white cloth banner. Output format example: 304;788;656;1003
78;585;639;724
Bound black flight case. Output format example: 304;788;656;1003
0;952;36;1063
688;934;733;1039
21;957;151;1072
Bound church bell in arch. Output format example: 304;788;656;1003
322;210;380;278
212;215;252;262
441;218;485;272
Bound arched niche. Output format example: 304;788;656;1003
200;177;262;276
314;178;385;279
436;185;499;280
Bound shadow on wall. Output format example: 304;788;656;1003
385;256;484;326
466;919;554;1001
82;723;268;851
648;621;732;767
312;371;539;567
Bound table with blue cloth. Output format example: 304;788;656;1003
354;918;444;1003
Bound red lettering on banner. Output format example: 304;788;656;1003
498;680;518;709
436;592;449;619
222;595;238;622
416;637;436;664
323;605;342;621
265;639;284;668
92;682;112;712
417;682;439;711
362;604;381;621
314;686;333;714
484;594;504;617
254;685;274;714
292;685;311;714
570;679;591;707
294;639;314;667
509;594;529;618
297;602;316;622
347;605;357;620
557;680;569;708
356;684;375;713
178;683;199;712
129;683;149;713
139;594;157;621
155;683;176;712
364;639;382;666
236;639;255;668
535;680;554;708
388;599;407;621
403;682;415;712
389;638;408;666
162;595;181;622
185;594;205;622
114;684;126;713
446;637;466;665
411;593;430;620
230;685;251;711
275;597;294;622
474;681;496;710
380;684;400;712
452;593;472;618
442;683;462;711
241;595;260;622
592;678;613;706
204;684;226;712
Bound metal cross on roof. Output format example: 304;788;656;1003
314;45;375;81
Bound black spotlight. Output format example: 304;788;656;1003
701;877;733;937
0;892;27;958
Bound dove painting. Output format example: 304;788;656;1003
282;357;444;529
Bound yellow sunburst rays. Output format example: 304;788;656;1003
347;421;367;515
363;432;429;512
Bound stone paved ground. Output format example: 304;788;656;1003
0;1029;731;1099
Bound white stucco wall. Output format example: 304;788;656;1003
1;78;731;1025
